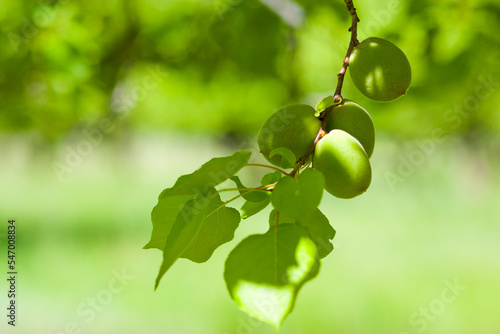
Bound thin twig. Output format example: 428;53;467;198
290;0;360;178
333;0;360;100
245;163;290;175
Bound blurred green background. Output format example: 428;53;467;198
1;0;500;333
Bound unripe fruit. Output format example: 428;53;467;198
349;37;411;101
325;100;375;157
314;130;371;199
258;104;321;167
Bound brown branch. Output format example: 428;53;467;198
290;0;360;177
334;0;360;100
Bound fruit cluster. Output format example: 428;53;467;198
258;37;411;199
146;20;413;330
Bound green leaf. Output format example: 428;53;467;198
268;209;295;227
144;150;251;250
240;198;271;219
155;188;219;289
160;150;252;198
269;147;297;168
224;224;320;330
316;95;335;112
144;191;193;250
181;192;241;263
268;208;336;259
260;171;282;186
271;168;325;219
230;176;269;202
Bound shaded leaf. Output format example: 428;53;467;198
269;147;297;168
230;175;269;202
260;171;282;186
224;224;320;329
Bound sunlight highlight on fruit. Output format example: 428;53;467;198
349;37;411;101
325;99;375;157
314;130;372;199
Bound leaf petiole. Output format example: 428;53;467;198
245;163;290;176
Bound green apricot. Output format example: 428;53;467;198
349;37;411;101
313;130;371;199
258;104;321;167
325;99;375;157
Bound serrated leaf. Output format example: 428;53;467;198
269;147;297;169
268;208;336;259
155;188;219;289
161;150;251;198
224;224;320;330
230;176;269;203
271;168;325;219
145;150;251;250
241;198;271;219
182;192;241;263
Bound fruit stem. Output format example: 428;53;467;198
290;0;360;178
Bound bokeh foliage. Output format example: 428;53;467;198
1;0;500;141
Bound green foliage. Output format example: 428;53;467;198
315;95;336;113
269;208;336;259
144;150;251;288
224;224;320;330
240;198;271;219
269;147;298;168
143;1;417;330
271;169;324;219
3;0;500;139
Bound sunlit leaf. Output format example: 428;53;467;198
224;224;320;329
144;191;192;250
155;188;219;289
269;208;335;259
271;168;324;219
316;95;335;112
144;150;251;250
161;150;252;198
182;192;241;263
